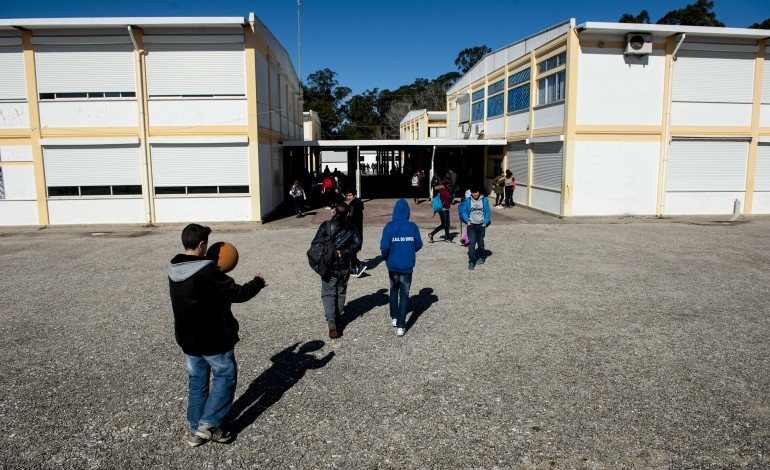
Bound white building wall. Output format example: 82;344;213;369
0;145;33;161
39;101;138;128
148;99;247;126
665;192;745;215
576;48;665;125
0;201;38;225
506;112;528;135
0;102;30;128
533;103;564;129
1;165;36;199
758;105;770;127
486;116;504;137
48;199;145;224
752;193;770;214
671;102;752;127
572;141;660;216
154;197;252;222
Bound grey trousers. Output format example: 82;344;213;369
321;271;350;325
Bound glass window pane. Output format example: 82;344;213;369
508;68;531;87
48;186;79;197
155;186;186;195
487;94;504;118
187;186;218;194
472;89;485;102
80;186;111;196
488;80;504;95
538;79;546;105
471;101;484;121
112;185;142;195
219;185;249;194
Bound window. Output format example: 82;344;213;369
151;144;249;196
471;88;485;122
538;70;565;105
0;167;4;199
47;185;141;197
154;185;248;195
508;67;531;113
428;127;447;138
487;79;504;118
538;52;566;73
43;145;143;198
39;91;135;100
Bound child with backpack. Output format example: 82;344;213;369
428;179;453;243
289;180;306;218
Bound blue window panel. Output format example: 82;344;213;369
508;68;531;87
471;101;484;121
507;84;529;113
488;80;504;95
472;89;485;102
487;94;504;117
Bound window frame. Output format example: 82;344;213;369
507;66;531;114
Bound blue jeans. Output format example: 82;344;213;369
389;271;412;329
430;209;450;240
185;349;237;431
467;224;486;263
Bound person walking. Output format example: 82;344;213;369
428;179;453;243
168;223;267;447
312;203;362;338
446;168;458;202
458;186;491;270
411;172;421;203
492;171;505;208
380;199;423;337
504;170;516;209
346;188;366;277
289;180;306;218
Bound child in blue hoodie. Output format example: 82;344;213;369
380;199;423;336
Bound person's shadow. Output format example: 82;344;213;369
363;255;385;271
339;288;388;331
226;341;334;434
405;287;439;331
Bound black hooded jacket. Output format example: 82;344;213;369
312;214;362;271
168;254;265;356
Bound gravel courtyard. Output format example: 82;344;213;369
0;218;768;468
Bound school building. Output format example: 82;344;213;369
0;13;302;226
446;19;770;216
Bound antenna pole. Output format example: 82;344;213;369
297;0;302;83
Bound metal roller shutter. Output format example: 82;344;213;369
145;40;245;97
666;140;748;191
35;43;135;94
532;142;563;191
507;142;528;185
673;50;755;103
763;54;770;103
151;144;249;187
457;94;470;123
755;144;770;191
43;145;141;186
0;44;27;100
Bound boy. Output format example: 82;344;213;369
380;199;423;336
458;186;491;270
168;224;267;446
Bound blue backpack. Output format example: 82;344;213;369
432;192;443;212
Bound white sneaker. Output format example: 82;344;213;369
391;318;397;327
354;265;367;278
396;328;405;336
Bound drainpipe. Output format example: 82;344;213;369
128;25;153;224
659;33;686;216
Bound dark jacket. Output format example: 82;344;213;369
312;215;362;272
437;187;452;210
380;199;423;273
168;254;265;356
347;197;364;234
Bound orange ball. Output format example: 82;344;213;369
206;241;239;274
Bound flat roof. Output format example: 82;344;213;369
282;139;507;148
577;21;770;39
0;16;245;29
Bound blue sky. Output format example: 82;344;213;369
2;0;768;94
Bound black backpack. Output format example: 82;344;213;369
307;221;337;280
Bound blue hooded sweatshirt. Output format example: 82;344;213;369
380;199;423;273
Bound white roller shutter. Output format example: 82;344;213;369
755;144;770;191
673;50;755;103
43;145;141;186
457;94;470;123
145;40;245;97
532;142;562;191
0;44;27;100
763;53;770;103
35;43;135;94
507;142;529;185
151;144;248;186
666;140;748;191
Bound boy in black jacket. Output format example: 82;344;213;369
168;224;267;447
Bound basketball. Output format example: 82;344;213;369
206;241;239;273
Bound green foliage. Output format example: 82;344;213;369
656;0;725;27
302;68;351;137
748;18;770;29
619;10;651;24
454;46;492;74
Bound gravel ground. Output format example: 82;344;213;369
0;219;768;468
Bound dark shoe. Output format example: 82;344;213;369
187;431;205;447
195;425;234;444
468;262;475;270
329;329;340;339
444;239;454;243
428;233;434;243
477;257;485;265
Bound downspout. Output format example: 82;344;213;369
128;25;153;224
659;33;686;216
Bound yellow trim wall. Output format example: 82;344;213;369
21;31;47;225
561;28;579;217
245;22;263;222
745;39;765;214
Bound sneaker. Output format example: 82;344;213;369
195;425;234;444
354;265;367;278
187;430;205;447
428;233;434;243
396;328;405;336
468;262;475;270
444;238;454;243
477;257;485;265
391;318;397;327
329;329;340;339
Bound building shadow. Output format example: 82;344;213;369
405;287;439;331
340;288;388;330
226;341;334;434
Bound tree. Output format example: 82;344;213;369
455;45;492;74
656;0;724;27
303;68;351;137
619;10;651;24
748;18;770;29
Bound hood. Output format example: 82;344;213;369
168;255;214;282
392;198;410;221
